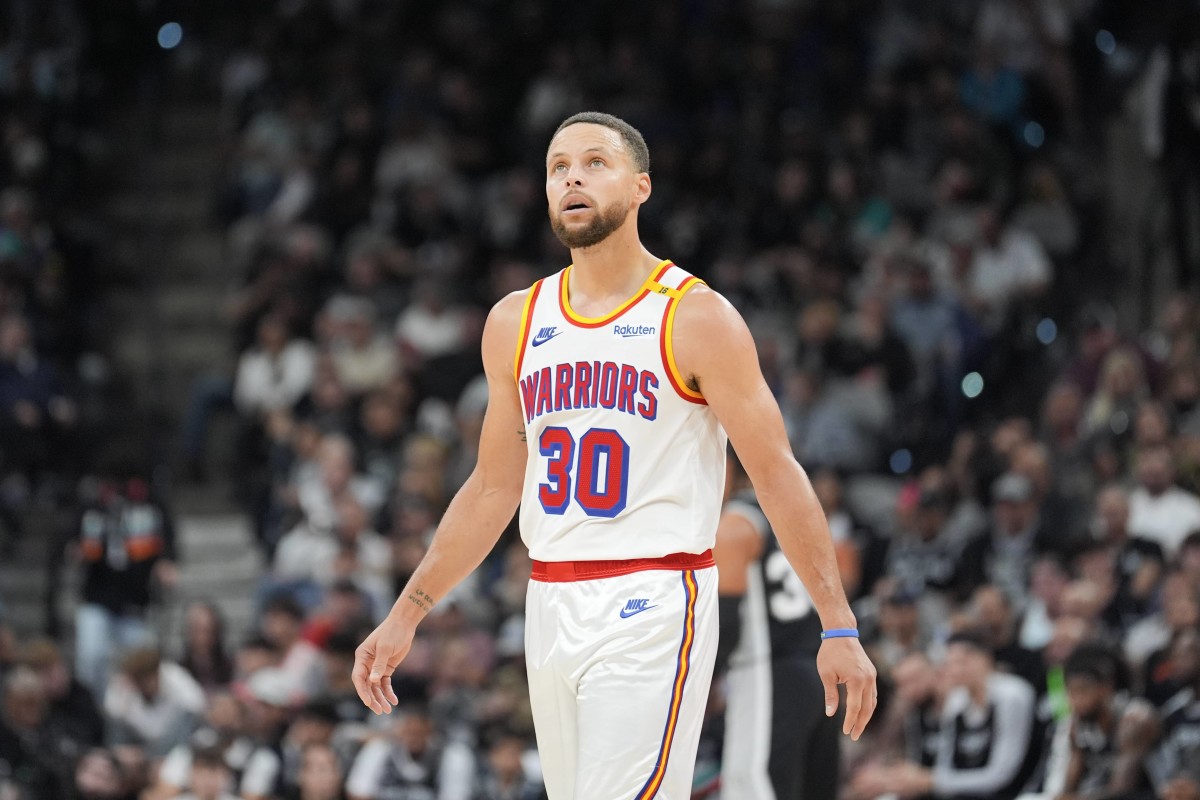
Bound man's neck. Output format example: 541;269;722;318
567;226;660;310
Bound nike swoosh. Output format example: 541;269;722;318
531;332;563;347
619;605;658;618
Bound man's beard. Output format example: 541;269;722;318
550;200;629;249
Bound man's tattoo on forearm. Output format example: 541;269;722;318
406;588;435;612
518;428;527;442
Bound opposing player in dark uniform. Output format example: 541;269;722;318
715;451;841;800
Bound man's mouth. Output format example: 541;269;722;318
561;196;592;213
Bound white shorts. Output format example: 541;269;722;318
525;555;718;800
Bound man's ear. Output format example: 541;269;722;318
633;172;652;206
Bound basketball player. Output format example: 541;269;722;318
715;451;842;800
352;111;877;799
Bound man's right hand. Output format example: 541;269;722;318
352;614;417;715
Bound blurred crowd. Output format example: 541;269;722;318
4;0;1200;798
0;0;121;560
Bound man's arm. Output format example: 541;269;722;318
672;285;877;739
353;290;529;714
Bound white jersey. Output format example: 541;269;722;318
514;260;727;562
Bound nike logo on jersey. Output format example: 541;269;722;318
531;326;563;347
619;598;657;618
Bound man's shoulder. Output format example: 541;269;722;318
484;287;538;342
670;283;748;344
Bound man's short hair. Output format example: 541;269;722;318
239;634;278;654
553;112;650;173
120;647;162;681
263;594;305;622
191;746;228;770
1064;642;1119;686
946;628;994;658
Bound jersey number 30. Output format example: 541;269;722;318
538;426;629;517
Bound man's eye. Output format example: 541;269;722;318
590;159;604;167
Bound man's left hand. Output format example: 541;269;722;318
817;636;878;741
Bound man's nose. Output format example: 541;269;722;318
562;164;584;185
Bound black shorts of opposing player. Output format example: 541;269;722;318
769;656;842;800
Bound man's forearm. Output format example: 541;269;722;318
390;474;521;624
755;459;856;629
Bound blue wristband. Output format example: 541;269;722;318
820;628;859;640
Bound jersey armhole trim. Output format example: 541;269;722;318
513;279;544;382
660;276;707;404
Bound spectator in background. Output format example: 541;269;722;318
969;585;1046;693
174;746;242;800
860;630;1040;800
1039;381;1089;488
102;647;205;758
0;666;67;799
234;313;318;418
0;313;77;490
1091;484;1166;630
179;601;234;692
1180;532;1200;585
1033;642;1157;800
20;638;104;752
394;280;474;367
355;389;409;500
888;255;976;407
1128;445;1200;557
301;582;375;650
1011;439;1088;545
1151;628;1200;796
1127;571;1200;702
285;741;347;800
72;747;133;800
1019;555;1071;650
321;297;399;397
294;434;385;535
884;485;974;609
274;700;342;795
324;496;393;615
850;651;945;800
1084;347;1150;447
871;585;924;672
238;667;297;800
259;596;323;703
473;731;542;800
966;204;1052;329
150;691;255;800
345;702;475;800
1010;163;1080;262
959;472;1069;612
71;471;177;695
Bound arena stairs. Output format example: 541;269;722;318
0;75;262;658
